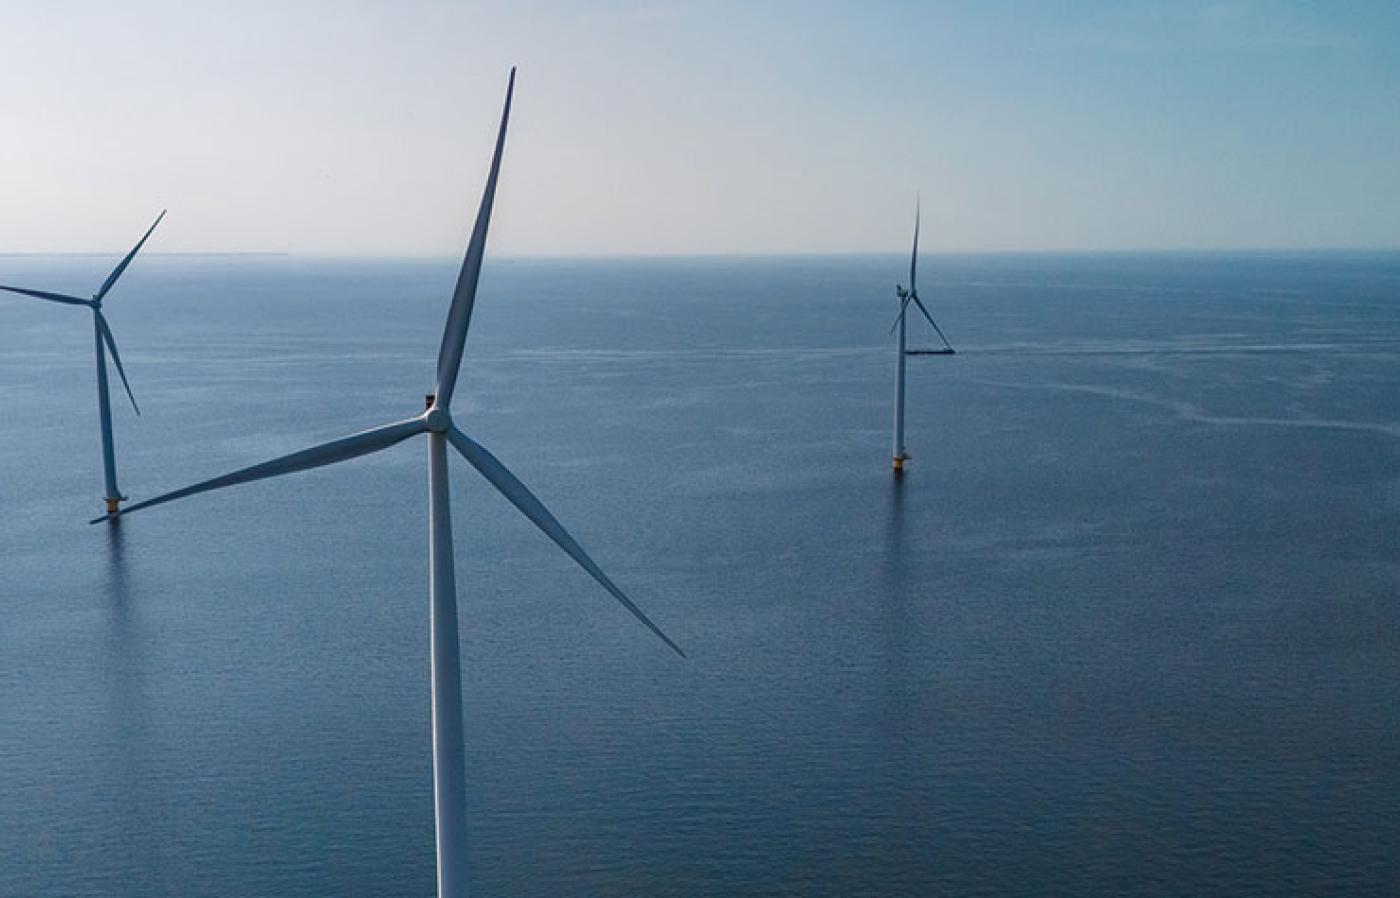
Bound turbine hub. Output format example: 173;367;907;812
424;406;451;433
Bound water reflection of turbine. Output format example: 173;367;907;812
102;521;161;890
880;478;914;701
877;476;925;887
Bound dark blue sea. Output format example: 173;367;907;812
2;252;1398;896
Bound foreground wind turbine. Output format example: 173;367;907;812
890;195;953;473
2;211;165;516
99;69;683;898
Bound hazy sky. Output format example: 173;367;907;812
2;1;1398;254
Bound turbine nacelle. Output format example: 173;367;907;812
423;405;452;433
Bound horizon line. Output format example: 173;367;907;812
3;246;1400;260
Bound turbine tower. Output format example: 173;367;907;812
1;212;165;516
890;195;954;473
100;69;683;898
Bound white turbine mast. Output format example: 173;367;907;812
1;211;165;516
99;69;683;898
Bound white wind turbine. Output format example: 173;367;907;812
890;195;953;473
100;69;683;897
2;212;165;516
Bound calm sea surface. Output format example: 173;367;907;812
1;253;1398;896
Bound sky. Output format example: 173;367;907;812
1;0;1398;255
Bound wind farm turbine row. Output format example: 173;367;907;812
2;68;955;898
2;195;957;516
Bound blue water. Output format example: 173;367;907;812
2;253;1398;896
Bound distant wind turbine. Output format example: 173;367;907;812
98;69;683;898
1;212;165;516
890;195;953;473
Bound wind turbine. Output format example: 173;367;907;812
890;195;953;473
98;69;683;898
1;211;165;517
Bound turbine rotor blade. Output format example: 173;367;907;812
435;68;515;408
888;295;911;335
910;293;954;351
909;193;920;293
96;210;166;301
96;311;140;415
93;417;426;524
446;426;685;658
0;284;91;306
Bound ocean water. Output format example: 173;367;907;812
1;252;1397;896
